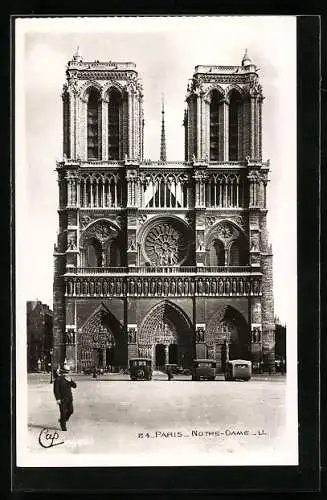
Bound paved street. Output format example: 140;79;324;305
24;372;294;466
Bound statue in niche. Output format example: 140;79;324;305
218;279;224;294
103;280;108;295
225;279;231;294
197;238;204;251
170;280;176;295
67;281;73;295
196;328;205;342
177;279;183;295
190;280;195;295
89;281;95;295
239;279;244;294
96;281;101;295
151;280;156;295
83;281;88;295
129;279;135;295
116;279;121;295
109;280;115;295
232;279;237;294
251;238;260;252
211;279;217;295
197;279;203;294
137;279;142;295
164;279;169;296
129;238;136;251
205;279;210;294
246;279;251;295
76;281;81;295
157;279;162;295
68;239;76;250
128;328;136;343
184;279;189;295
253;279;259;294
144;279;149;296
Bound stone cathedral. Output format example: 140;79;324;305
53;49;276;374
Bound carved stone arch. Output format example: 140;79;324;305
102;82;125;101
206;218;246;247
139;300;193;368
225;85;244;100
204;84;225;102
206;304;250;365
80;81;103;102
80;218;124;267
81;217;120;239
78;302;125;370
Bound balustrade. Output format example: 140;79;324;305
74;265;253;275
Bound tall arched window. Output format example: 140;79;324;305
210;90;222;161
229;239;248;266
84;238;102;267
87;89;101;160
209;239;225;266
108;89;122;160
228;90;242;161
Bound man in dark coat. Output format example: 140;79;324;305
54;365;77;431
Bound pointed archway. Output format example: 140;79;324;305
78;303;125;372
206;305;250;372
138;300;193;369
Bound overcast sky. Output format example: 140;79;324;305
15;16;296;324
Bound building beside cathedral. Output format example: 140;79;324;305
53;49;276;374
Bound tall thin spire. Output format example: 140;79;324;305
160;93;167;162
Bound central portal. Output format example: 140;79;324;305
139;300;193;369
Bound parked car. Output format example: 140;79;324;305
192;359;216;381
129;358;152;381
224;359;252;381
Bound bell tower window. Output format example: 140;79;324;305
228;90;242;161
87;89;101;160
209;90;221;161
108;89;122;160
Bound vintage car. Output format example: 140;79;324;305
191;359;216;381
129;358;153;381
224;359;252;381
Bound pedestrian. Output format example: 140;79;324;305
53;364;77;431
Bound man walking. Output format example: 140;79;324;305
54;364;77;431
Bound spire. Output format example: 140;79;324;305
242;48;253;67
160;94;167;162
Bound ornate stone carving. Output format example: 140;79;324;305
138;214;147;224
80;215;92;228
196;327;205;343
144;222;188;266
128;327;137;343
217;223;233;240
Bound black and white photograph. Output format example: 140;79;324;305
15;16;297;468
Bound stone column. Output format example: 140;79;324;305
250;97;255;159
223;99;229;161
196;94;201;160
128;92;133;159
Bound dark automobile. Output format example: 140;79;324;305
129;358;152;381
192;359;216;381
224;359;252;381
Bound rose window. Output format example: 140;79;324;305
144;222;188;266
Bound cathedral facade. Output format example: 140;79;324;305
53;50;276;373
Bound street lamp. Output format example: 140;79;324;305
49;349;54;383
